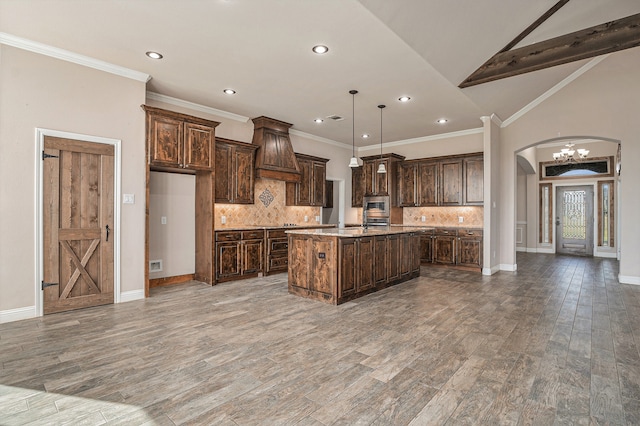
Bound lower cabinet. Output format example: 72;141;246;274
457;229;483;269
215;230;264;282
339;237;374;299
266;229;289;275
420;228;483;271
434;228;457;265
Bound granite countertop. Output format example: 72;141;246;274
215;224;336;232
391;224;483;230
285;226;432;238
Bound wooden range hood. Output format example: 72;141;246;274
251;116;301;183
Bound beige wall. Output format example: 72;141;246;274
501;50;640;282
0;45;146;314
149;172;195;279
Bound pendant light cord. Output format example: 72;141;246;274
350;90;358;158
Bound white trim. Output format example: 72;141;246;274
594;252;617;258
145;92;249;123
482;264;501;275
361;127;483;151
619;275;640;285
502;55;609;127
516;247;527;252
35;129;122;316
290;129;350;150
500;263;518;272
0;306;36;324
120;290;145;302
0;32;150;83
536;247;555;254
526;247;539;253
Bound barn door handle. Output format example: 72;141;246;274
106;224;110;242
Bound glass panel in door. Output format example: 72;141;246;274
556;185;594;256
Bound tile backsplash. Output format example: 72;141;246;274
214;179;320;227
403;206;483;227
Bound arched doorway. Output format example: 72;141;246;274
514;136;620;259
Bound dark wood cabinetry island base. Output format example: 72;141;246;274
286;227;426;304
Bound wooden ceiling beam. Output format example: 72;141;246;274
459;13;640;88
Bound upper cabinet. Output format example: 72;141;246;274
440;158;463;205
396;153;483;207
463;156;484;205
143;105;219;171
286;153;329;206
215;138;259;204
398;160;439;207
361;154;405;199
351;166;365;207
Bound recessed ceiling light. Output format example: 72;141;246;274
437;118;448;124
223;89;236;95
312;45;329;54
362;134;369;138
398;96;411;102
145;51;163;59
314;118;324;123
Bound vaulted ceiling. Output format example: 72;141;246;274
1;0;639;147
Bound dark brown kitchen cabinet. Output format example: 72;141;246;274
398;162;417;207
457;228;483;269
433;228;457;265
351;166;364;207
339;236;375;299
266;229;289;275
143;105;218;171
463;156;484;205
374;235;387;285
360;154;405;199
286;153;329;206
215;138;258;204
398;160;439;207
215;230;264;282
440;159;463;205
419;230;434;264
324;180;334;208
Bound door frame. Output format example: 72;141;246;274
554;184;595;256
35;128;122;316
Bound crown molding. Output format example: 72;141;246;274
480;114;503;126
289;129;351;150
361;127;483;150
146;92;249;123
502;55;609;128
0;32;150;82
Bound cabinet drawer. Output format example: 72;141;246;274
270;239;288;252
216;231;241;241
242;230;265;240
269;256;289;269
267;229;287;238
460;229;483;238
435;228;457;236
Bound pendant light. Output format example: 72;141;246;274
348;90;360;168
377;104;387;174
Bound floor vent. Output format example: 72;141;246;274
149;260;163;272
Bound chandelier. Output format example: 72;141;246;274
553;143;589;163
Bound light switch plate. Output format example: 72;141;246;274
123;194;135;204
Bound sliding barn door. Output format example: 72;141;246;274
42;136;114;314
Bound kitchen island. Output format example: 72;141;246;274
286;226;430;304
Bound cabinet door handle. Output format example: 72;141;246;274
105;224;110;242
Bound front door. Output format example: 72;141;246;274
556;185;594;256
43;136;114;314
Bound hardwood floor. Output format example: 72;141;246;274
1;253;639;425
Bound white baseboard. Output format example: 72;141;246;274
526;247;538;253
120;290;144;303
536;248;555;254
619;275;640;285
500;263;518;272
595;252;617;258
516;247;526;252
482;264;501;275
0;306;36;324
